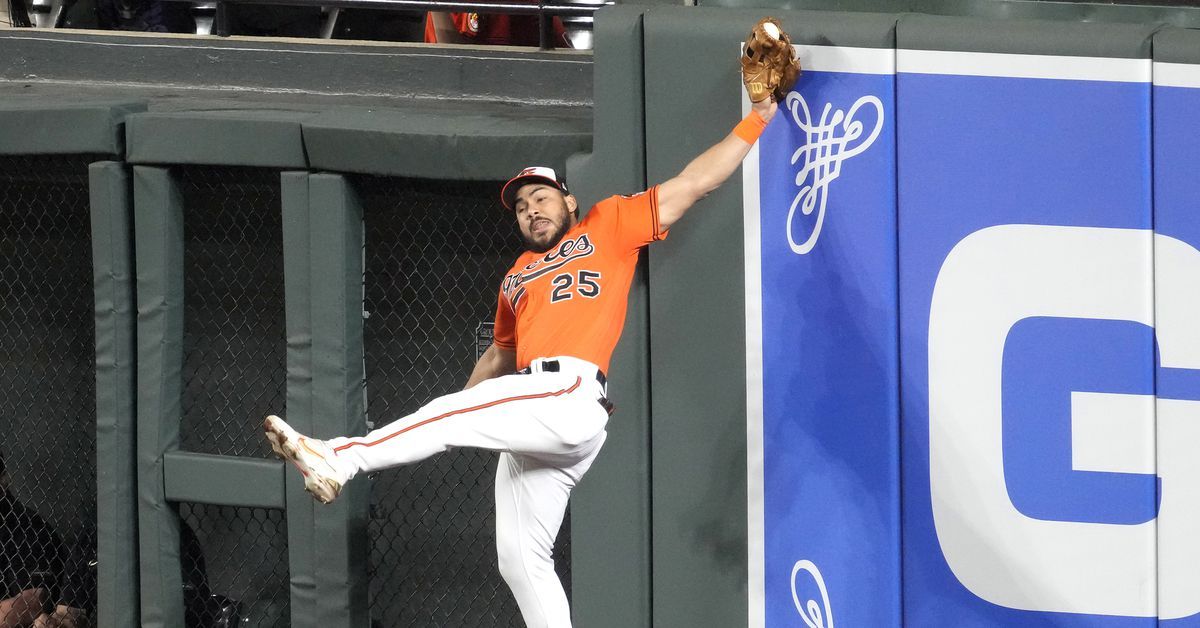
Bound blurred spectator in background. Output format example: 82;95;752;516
332;7;424;41
0;448;235;628
94;0;194;31
424;10;571;47
0;453;86;628
221;3;320;37
0;589;45;628
93;0;321;37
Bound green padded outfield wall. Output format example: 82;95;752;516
0;100;144;156
638;5;1200;628
89;161;139;628
0;38;601;628
566;6;653;628
117;87;601;628
133;165;187;628
0;101;142;628
280;171;319;626
10;8;1199;626
306;173;370;628
128;116;358;628
0;34;602;628
694;0;1200;29
642;7;901;628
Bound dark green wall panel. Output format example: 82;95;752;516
1155;27;1200;66
126;110;312;167
644;8;754;628
281;170;320;628
306;174;370;628
0;101;144;156
162;452;286;508
642;7;900;627
89;161;139;628
897;13;1156;57
302;107;591;180
695;0;1200;29
132;165;187;628
565;6;652;628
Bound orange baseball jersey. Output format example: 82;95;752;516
493;186;667;374
423;12;570;47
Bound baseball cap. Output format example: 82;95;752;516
501;166;569;210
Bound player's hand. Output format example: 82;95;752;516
741;17;800;116
33;605;87;628
752;96;778;124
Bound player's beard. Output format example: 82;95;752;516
522;216;571;253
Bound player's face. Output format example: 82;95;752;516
513;183;577;253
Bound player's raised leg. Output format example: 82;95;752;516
263;414;350;504
265;367;607;504
327;370;606;475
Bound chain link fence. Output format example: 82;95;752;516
0;155;100;627
178;166;289;628
356;177;573;627
177;503;289;628
0;160;577;627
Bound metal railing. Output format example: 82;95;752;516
6;0;608;48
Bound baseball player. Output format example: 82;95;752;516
263;18;799;628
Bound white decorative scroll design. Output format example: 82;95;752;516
790;559;834;628
785;93;884;255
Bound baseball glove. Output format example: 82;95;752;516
741;17;801;103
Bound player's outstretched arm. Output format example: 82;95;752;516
657;17;799;232
656;97;778;231
464;343;517;389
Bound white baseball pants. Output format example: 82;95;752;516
325;356;610;628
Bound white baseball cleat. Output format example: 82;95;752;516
263;415;349;505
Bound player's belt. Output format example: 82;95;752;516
518;359;614;415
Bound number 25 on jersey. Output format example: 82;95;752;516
549;270;602;303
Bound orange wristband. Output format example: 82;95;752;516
733;110;769;144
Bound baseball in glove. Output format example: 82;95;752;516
741;17;801;103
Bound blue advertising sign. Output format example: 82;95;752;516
895;51;1179;626
744;46;900;628
1152;59;1200;628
